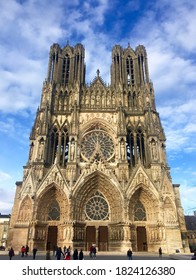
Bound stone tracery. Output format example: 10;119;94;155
8;41;189;254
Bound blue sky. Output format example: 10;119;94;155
0;0;196;215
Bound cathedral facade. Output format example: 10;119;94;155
8;42;189;253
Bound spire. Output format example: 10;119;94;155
96;69;100;77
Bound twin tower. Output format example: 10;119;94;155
8;42;189;253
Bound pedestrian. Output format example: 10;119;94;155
64;251;71;260
191;251;196;260
46;250;51;260
158;247;162;258
92;246;97;259
8;247;15;260
63;246;67;255
21;246;26;257
32;247;37;259
79;249;84;260
127;248;133;260
25;244;29;256
56;247;64;260
89;245;93;258
53;245;57;256
73;248;78;260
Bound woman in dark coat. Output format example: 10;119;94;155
73;249;78;260
56;247;64;260
8;247;15;260
79;249;84;260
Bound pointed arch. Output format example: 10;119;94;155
35;183;69;223
163;197;177;223
128;184;159;222
62;53;71;85
73;171;123;222
18;195;32;222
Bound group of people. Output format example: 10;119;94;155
53;246;84;260
8;244;37;260
21;245;29;257
7;244;196;260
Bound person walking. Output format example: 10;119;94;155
65;251;71;260
89;245;93;258
158;247;162;259
73;248;78;260
79;249;84;260
127;248;133;260
25;244;29;257
56;247;64;260
21;246;26;257
8;247;15;260
32;247;37;259
92;246;97;259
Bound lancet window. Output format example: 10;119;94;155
62;54;70;85
126;127;146;167
48;200;60;220
114;53;122;82
138;54;146;85
126;55;134;86
48;127;69;166
59;128;69;166
74;53;80;80
134;201;146;221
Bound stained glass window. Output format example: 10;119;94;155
48;200;60;220
81;130;114;161
85;192;109;220
134;201;146;221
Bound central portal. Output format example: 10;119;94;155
86;226;108;251
47;226;58;250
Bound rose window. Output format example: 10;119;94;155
81;130;114;161
85;192;109;220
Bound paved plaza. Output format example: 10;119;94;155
0;251;193;260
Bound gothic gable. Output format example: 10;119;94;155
36;164;70;198
20;170;36;199
126;165;159;201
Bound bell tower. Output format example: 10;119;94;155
8;41;189;254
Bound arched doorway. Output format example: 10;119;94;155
35;184;69;249
47;226;58;250
86;225;108;251
136;226;147;251
128;184;160;252
73;171;124;251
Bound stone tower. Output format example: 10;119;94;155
8;42;189;253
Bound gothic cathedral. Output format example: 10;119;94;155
8;42;189;253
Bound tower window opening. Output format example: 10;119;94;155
126;56;134;86
62;54;70;85
126;130;135;167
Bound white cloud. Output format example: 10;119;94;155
0;171;12;182
0;0;195;215
0;187;14;213
180;184;196;215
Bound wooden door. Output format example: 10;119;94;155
98;226;108;251
136;226;147;251
86;226;96;251
47;226;58;250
